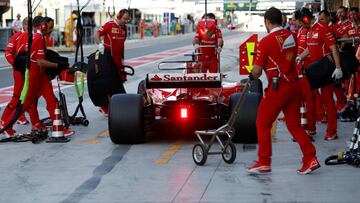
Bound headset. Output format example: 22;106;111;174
300;7;313;25
40;17;53;32
116;9;128;20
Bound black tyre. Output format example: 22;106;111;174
324;155;347;165
192;143;208;166
82;119;89;126
109;94;145;144
222;142;236;164
240;78;263;95
137;80;146;95
229;92;261;143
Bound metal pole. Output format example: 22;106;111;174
205;0;207;17
321;0;325;10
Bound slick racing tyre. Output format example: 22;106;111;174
240;78;263;95
87;50;124;107
229;92;261;143
109;94;145;144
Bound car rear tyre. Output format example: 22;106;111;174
229;92;261;143
109;94;145;144
240;78;263;95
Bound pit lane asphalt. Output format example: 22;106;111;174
0;31;359;203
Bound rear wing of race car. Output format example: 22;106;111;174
146;73;222;88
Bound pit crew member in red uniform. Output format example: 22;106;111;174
35;17;74;136
247;7;319;175
346;7;360;99
297;8;342;141
292;9;318;135
319;6;351;112
2;17;31;127
95;9;130;116
193;13;223;73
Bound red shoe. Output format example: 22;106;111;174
247;161;271;174
64;128;75;137
0;128;16;140
324;132;338;141
32;122;47;131
297;157;320;175
16;115;29;125
99;107;108;117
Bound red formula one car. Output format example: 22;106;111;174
108;48;262;144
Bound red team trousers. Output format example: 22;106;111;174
2;70;40;126
256;81;316;165
320;85;337;134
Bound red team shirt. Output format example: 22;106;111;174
97;20;126;58
5;32;23;65
30;32;46;75
296;26;311;68
254;27;298;81
331;20;352;38
306;21;336;63
348;23;360;50
194;20;223;56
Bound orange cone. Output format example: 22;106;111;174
46;104;70;143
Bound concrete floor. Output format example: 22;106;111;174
0;31;359;203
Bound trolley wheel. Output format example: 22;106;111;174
31;137;39;144
324;155;347;165
192;144;208;166
222;142;237;164
82;119;89;126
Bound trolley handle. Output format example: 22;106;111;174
123;65;135;76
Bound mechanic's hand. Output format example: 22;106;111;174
295;56;302;65
217;47;222;53
332;68;343;80
98;43;105;54
248;72;256;81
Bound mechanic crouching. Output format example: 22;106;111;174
247;7;319;175
95;9;130;117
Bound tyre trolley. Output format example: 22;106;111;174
192;80;251;165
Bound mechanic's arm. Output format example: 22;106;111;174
37;59;59;68
95;32;102;45
338;34;349;52
329;44;341;68
250;65;263;79
192;38;199;45
296;48;309;63
217;38;224;48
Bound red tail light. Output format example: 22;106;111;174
180;108;188;119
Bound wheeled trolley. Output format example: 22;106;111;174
192;80;251;165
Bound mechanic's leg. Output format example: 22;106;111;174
209;56;219;73
283;86;316;164
39;75;58;121
334;83;347;112
315;89;326;121
320;85;337;135
3;70;41;130
256;87;285;165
